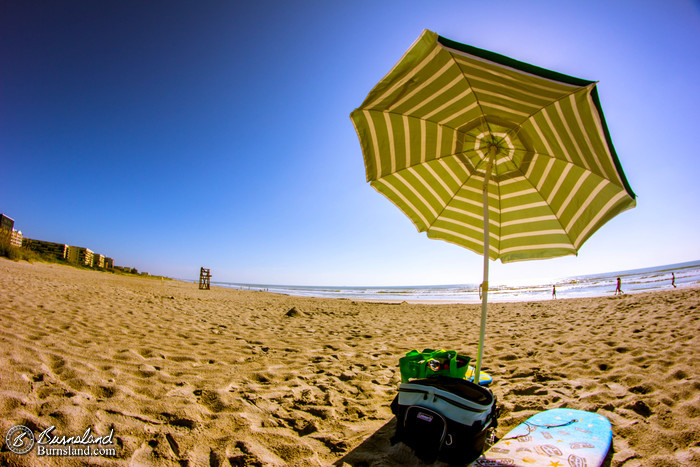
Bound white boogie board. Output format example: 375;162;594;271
472;408;612;467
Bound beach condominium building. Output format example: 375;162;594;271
0;214;21;248
92;253;105;268
67;246;94;266
9;229;23;248
22;238;68;260
0;214;14;231
0;228;22;248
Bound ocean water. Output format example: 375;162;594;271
213;260;700;303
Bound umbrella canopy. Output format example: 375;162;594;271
350;30;635;379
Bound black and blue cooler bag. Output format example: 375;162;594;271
391;376;498;465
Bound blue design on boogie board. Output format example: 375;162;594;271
473;408;612;466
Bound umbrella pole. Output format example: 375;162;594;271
475;146;496;384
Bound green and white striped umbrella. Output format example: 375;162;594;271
350;30;635;379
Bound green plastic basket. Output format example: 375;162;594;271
399;348;470;383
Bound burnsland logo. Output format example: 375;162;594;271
5;425;117;457
5;425;35;455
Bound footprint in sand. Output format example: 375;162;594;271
160;412;197;429
194;389;227;413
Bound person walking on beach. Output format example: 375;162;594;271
552;285;556;299
615;277;623;295
672;272;676;288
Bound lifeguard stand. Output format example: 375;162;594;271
199;267;211;290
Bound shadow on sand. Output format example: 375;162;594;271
334;418;615;467
334;417;459;466
334;418;404;466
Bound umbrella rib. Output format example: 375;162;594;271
502;85;602;173
447;48;609;181
496;85;621;253
428;167;501;257
373;108;589;257
444;51;505;258
505;154;574;249
441;48;498;144
372;135;498;253
363;109;474;173
416;45;573;256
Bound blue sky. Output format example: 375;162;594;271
1;1;699;286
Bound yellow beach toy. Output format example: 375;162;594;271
466;366;493;386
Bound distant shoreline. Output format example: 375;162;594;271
207;259;700;303
256;282;700;305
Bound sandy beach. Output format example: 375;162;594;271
0;258;698;466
